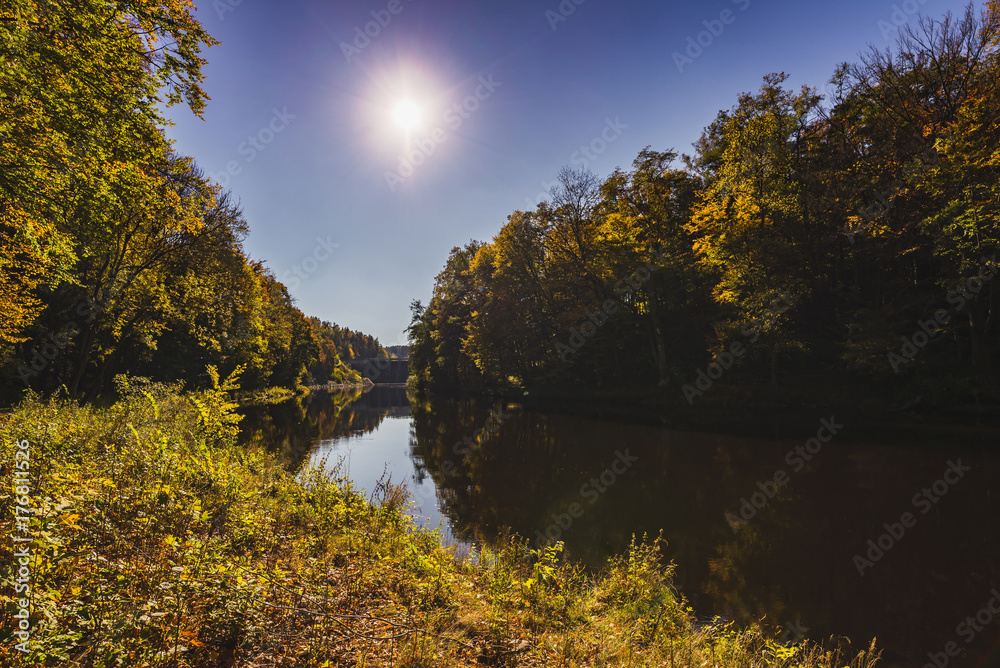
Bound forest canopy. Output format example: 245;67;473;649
409;3;1000;408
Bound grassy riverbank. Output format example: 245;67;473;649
1;379;879;667
239;378;374;408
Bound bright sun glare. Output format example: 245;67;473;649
392;99;422;131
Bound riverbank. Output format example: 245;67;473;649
305;377;375;394
239;379;375;407
0;385;879;667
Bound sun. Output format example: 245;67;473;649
392;99;422;132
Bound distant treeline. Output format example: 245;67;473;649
308;318;389;382
385;345;410;358
0;2;379;404
409;3;1000;405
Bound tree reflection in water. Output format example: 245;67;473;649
238;386;410;470
408;398;1000;667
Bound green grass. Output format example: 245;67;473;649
0;374;880;667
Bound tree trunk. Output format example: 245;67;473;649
85;357;112;404
646;277;670;385
968;300;995;389
68;324;95;400
770;346;779;386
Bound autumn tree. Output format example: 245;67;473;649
686;73;819;382
0;0;217;346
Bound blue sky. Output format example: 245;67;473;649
164;0;975;346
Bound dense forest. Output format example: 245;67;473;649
307;318;388;362
409;3;1000;411
306;318;388;384
0;1;382;405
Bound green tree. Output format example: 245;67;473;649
0;0;217;345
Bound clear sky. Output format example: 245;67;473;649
164;0;975;346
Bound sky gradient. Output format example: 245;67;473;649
165;0;975;347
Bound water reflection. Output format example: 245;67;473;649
238;386;407;469
409;399;1000;668
242;389;1000;667
240;387;459;537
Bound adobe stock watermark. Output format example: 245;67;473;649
682;292;798;405
523;117;628;210
781;617;809;644
545;0;588;31
725;417;844;532
211;107;296;190
852;459;972;576
889;255;999;372
213;0;244;21
673;0;751;73
523;178;559;211
384;75;502;192
280;236;340;290
570;117;628;170
534;449;639;548
11;439;33;654
17;296;105;386
877;0;933;41
556;248;670;362
340;0;415;64
924;588;1000;668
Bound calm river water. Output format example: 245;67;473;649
239;386;1000;668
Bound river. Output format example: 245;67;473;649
239;386;1000;668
